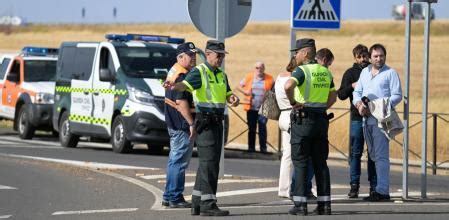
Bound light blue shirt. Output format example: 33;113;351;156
353;64;402;125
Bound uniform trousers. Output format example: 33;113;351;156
191;117;224;210
291;113;331;203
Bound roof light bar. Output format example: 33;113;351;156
105;33;185;44
22;47;59;56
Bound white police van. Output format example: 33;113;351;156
53;34;183;153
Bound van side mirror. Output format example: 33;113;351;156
7;73;19;82
99;68;114;82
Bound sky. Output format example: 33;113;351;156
1;0;448;24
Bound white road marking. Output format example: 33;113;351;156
140;173;196;180
0;153;158;170
0;136;60;147
88;169;164;210
0;215;12;219
52;208;138;215
180;178;275;187
217;187;279;197
0;185;17;190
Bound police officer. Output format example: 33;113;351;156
172;40;239;216
284;38;337;216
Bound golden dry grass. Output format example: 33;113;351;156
1;21;448;163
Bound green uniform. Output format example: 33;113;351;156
290;61;335;206
183;62;232;211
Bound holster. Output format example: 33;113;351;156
194;113;224;134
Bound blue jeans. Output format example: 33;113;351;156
364;123;390;195
247;110;268;152
291;159;314;195
350;120;377;189
163;128;193;202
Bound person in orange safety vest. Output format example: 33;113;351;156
236;61;273;153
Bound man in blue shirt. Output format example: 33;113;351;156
353;43;402;201
162;42;197;208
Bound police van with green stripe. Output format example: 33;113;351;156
53;34;182;153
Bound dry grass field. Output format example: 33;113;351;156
1;21;448;165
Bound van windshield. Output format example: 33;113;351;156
24;60;57;82
116;46;176;79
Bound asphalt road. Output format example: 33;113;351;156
1;129;449;220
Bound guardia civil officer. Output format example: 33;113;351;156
172;40;239;216
284;38;337;216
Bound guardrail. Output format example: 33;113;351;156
226;106;449;175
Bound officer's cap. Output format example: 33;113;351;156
205;40;228;54
177;42;197;55
290;38;316;51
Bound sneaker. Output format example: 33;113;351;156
200;204;229;216
348;184;360;198
169;200;192;208
288;203;308;216
363;191;390;202
161;200;169;207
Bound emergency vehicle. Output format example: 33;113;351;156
53;34;183;153
0;47;58;139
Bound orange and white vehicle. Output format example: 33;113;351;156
0;47;58;139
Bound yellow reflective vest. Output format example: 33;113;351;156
188;63;232;110
294;63;334;108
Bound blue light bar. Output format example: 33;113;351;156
22;47;59;56
105;33;185;44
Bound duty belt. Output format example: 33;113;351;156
197;112;224;122
195;112;224;134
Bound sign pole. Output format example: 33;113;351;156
217;0;226;178
402;0;412;200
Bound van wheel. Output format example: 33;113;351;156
59;112;79;148
18;105;35;139
111;115;132;153
146;144;165;155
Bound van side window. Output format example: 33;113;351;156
76;48;96;81
58;47;95;81
0;58;11;80
100;48;116;75
59;47;76;79
8;61;21;82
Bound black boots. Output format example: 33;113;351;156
348;184;360;198
199;204;229;216
313;201;331;215
288;202;308;216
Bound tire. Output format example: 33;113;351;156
146;144;165;155
17;105;35;139
111;115;132;153
59;111;79;148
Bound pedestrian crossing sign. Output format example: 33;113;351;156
291;0;341;30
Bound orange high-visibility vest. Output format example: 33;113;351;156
241;72;273;111
165;63;188;83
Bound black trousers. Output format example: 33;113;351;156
290;114;331;202
192;118;223;210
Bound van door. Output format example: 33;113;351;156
1;59;22;119
91;45;118;136
67;44;98;133
0;57;12;116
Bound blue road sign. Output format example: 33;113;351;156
291;0;341;30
